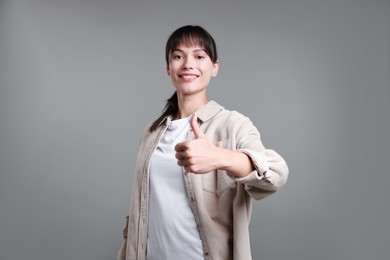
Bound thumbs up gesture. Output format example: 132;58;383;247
175;115;221;174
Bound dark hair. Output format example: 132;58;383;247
149;25;218;132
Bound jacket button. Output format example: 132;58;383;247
191;197;195;202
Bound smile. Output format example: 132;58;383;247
179;74;198;79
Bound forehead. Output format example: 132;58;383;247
168;35;208;55
174;34;205;48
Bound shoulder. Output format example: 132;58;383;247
213;102;254;128
138;120;162;145
201;101;259;139
200;100;250;122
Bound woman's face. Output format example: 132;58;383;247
167;44;219;97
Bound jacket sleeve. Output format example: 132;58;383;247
232;116;289;200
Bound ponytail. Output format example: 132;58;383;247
149;91;178;132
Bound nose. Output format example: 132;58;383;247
182;57;194;70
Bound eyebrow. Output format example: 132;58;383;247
172;48;206;53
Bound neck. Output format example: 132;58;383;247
175;92;208;119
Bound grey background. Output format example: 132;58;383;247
1;0;389;259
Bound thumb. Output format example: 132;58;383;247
190;114;205;139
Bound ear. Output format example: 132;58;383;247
212;60;219;77
166;66;170;76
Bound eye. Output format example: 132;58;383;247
197;55;205;60
172;54;183;60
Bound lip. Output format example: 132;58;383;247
179;73;199;82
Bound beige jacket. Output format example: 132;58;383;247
118;100;289;260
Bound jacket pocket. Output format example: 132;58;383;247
202;139;236;196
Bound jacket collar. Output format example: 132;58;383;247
162;100;224;126
195;100;224;122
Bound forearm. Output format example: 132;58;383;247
216;147;255;178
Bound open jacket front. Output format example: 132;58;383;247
118;100;289;260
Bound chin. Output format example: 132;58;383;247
176;87;206;96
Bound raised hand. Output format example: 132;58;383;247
175;115;221;174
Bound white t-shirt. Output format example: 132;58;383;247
147;116;204;260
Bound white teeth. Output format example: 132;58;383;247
181;75;197;79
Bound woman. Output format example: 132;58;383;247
118;25;289;260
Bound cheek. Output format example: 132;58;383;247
169;64;181;76
203;66;215;77
167;63;177;75
203;62;215;73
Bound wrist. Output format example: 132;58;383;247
217;148;254;178
216;147;234;171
